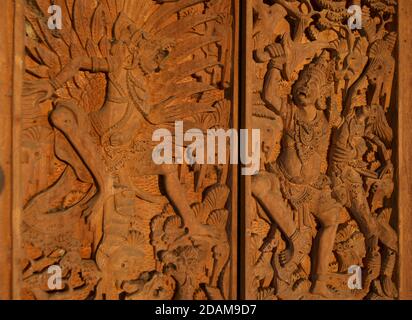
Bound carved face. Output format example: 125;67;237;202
138;48;170;74
357;104;377;124
135;37;171;75
354;105;368;123
292;72;321;107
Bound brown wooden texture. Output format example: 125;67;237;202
15;0;238;300
2;0;412;301
244;0;400;300
398;0;412;300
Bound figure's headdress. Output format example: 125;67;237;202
300;51;331;87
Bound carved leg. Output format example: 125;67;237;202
50;101;112;217
348;184;379;250
210;241;230;288
252;172;302;263
252;172;297;238
54;130;94;184
162;168;198;226
348;180;398;251
376;219;398;252
161;167;219;239
380;247;397;298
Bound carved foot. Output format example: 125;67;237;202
381;275;397;298
273;230;312;283
311;279;330;298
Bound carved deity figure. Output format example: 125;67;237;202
330;42;398;296
252;51;342;297
330;101;397;296
25;11;214;231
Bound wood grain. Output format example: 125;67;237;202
398;0;412;300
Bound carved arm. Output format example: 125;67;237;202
51;56;110;89
261;62;284;115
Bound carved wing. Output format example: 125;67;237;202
21;0;236;301
25;0;124;111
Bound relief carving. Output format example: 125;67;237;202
249;0;398;299
21;0;235;300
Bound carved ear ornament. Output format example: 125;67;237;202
315;94;328;111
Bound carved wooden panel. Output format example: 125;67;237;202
15;0;238;300
244;0;400;300
3;0;412;301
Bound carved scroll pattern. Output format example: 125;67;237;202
21;0;235;300
249;0;398;299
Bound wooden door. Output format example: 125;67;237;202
1;0;412;300
0;0;239;300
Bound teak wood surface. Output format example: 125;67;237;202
0;0;411;300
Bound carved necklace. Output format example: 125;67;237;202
293;111;326;163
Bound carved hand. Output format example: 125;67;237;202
146;96;178;125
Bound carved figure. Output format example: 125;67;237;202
22;0;234;300
250;0;398;300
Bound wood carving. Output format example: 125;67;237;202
0;166;4;195
249;0;398;299
21;0;235;300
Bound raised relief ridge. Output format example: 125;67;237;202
249;0;398;300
